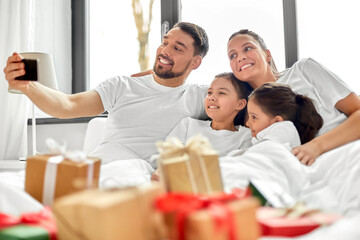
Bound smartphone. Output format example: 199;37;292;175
15;59;38;81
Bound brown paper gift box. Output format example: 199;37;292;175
165;197;260;240
158;136;223;194
25;154;101;205
52;183;166;240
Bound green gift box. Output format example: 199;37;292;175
0;225;50;240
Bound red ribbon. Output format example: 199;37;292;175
156;188;250;240
0;207;57;240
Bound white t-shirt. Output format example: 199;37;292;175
166;117;252;157
91;74;208;164
277;58;353;135
251;121;301;150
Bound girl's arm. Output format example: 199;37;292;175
292;92;360;165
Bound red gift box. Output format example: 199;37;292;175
156;188;260;240
257;206;342;237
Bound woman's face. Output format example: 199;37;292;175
205;77;244;123
246;97;277;137
227;34;270;87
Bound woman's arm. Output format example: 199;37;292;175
292;92;360;165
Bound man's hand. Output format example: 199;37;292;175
3;52;30;92
291;141;322;166
131;70;153;77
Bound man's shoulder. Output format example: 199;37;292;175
184;83;208;94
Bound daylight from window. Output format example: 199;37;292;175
90;0;359;94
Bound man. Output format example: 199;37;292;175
4;22;209;164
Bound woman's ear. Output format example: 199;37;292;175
191;55;202;70
266;50;272;63
235;99;247;111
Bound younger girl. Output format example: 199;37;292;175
247;82;323;149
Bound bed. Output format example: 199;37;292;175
1;117;359;239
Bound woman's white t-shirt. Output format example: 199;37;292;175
277;58;353;135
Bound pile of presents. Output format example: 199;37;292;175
0;136;341;240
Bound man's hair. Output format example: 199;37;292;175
173;22;209;58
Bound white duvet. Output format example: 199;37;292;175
0;140;359;239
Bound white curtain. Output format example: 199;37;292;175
0;0;71;159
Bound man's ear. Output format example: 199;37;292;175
235;99;247;111
191;55;202;70
274;115;284;122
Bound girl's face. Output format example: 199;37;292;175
227;35;271;88
205;77;245;124
246;97;278;137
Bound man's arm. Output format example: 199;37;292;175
4;52;104;119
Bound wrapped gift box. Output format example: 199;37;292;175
257;206;342;237
52;183;166;240
156;192;260;240
157;135;223;194
25;154;101;206
0;207;57;240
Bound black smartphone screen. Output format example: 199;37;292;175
15;59;38;81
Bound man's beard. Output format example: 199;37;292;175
153;60;191;79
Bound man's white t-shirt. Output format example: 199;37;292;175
277;58;353;135
166;117;252;157
91;74;208;164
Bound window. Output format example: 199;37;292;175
89;0;161;89
181;0;285;85
297;0;360;94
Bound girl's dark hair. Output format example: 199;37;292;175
249;83;323;144
214;72;252;126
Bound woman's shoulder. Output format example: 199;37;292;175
291;58;328;72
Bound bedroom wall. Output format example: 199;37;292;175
27;122;88;155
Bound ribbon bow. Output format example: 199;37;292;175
42;138;95;206
0;207;56;240
156;188;250;240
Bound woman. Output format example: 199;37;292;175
227;29;360;166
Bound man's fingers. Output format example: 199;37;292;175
6;52;22;65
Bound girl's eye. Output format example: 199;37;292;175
229;53;236;60
207;91;212;95
219;92;226;95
